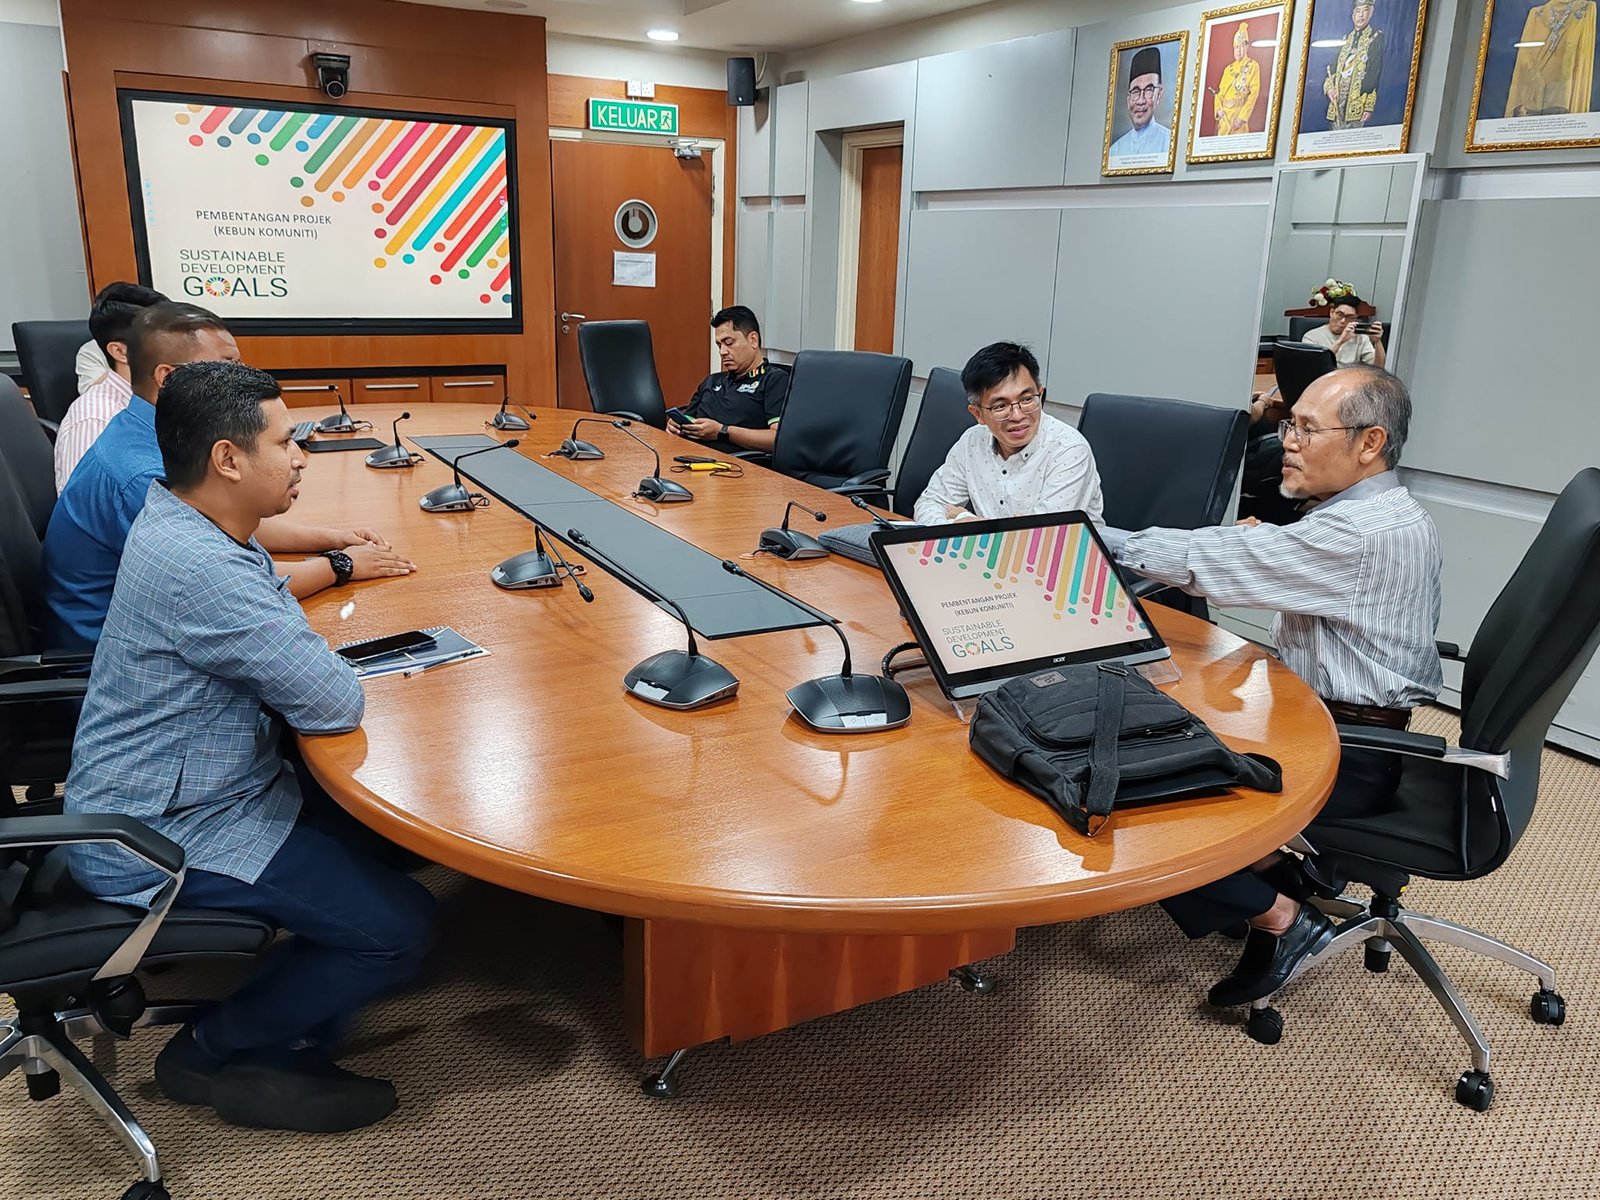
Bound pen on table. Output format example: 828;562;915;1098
403;652;474;678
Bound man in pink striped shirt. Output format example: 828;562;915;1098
54;283;167;492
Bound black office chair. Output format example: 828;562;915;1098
12;320;91;426
1271;340;1338;407
576;320;669;430
1078;393;1249;621
1;813;275;1200
761;349;912;493
1247;467;1600;1112
833;366;972;518
0;374;58;539
1287;315;1328;342
0;457;88;808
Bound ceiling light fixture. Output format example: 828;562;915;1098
647;28;680;42
484;0;528;9
850;0;885;5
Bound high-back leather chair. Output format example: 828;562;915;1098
883;367;975;519
576;320;669;430
0;375;57;538
1271;340;1338;407
1287;315;1328;342
1079;393;1249;532
768;350;912;491
1;811;274;1198
11;321;90;426
1249;467;1600;1112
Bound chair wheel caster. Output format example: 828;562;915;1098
641;1072;680;1099
121;1181;170;1200
1455;1070;1494;1111
1245;1006;1283;1045
1530;989;1566;1025
951;966;996;995
25;1068;60;1101
1364;944;1390;973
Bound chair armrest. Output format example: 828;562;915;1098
733;450;772;466
606;410;645;423
834;467;891;491
1337;725;1446;757
1126;575;1169;599
39;418;59;443
0;676;89;703
0;653;93;703
831;483;898;500
0;814;184;876
1437;641;1464;661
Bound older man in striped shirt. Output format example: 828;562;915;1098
1109;365;1442;1007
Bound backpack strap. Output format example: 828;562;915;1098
1082;664;1129;836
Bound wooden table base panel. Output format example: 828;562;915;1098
624;919;1017;1058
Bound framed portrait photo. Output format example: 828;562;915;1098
1467;0;1600;152
1188;0;1296;162
1290;0;1431;159
1103;32;1189;175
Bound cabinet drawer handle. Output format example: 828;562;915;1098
440;380;496;388
280;384;337;392
364;383;421;391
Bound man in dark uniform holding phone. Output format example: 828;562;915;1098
671;305;791;454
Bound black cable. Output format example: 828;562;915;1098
881;641;927;679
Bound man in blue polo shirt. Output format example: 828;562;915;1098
41;302;415;651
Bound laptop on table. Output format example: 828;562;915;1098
869;512;1170;701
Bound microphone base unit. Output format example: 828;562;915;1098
491;411;531;431
637;477;694;504
786;674;912;734
316;412;357;433
364;444;418;469
624;650;739;711
490;549;562;590
419;483;480;513
556;439;605;460
758;528;830;560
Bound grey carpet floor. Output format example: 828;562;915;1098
5;706;1597;1200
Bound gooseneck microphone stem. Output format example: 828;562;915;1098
780;500;827;534
610;420;665;482
850;495;897;528
569;528;700;658
452;438;520;489
722;559;852;677
390;411;410;448
535;524;593;602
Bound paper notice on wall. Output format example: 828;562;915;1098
613;251;656;288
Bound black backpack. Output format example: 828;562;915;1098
969;662;1283;836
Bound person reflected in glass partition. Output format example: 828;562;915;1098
1302;295;1386;368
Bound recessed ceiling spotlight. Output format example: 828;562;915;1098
647;28;680;41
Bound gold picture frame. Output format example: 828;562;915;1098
1102;31;1190;176
1465;0;1600;153
1290;0;1430;161
1187;0;1296;163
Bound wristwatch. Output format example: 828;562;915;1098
719;423;731;442
320;549;354;586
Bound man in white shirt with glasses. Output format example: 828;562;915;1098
913;341;1105;526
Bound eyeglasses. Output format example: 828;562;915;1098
978;393;1044;418
1278;420;1371;445
1127;84;1162;101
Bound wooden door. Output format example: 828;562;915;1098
853;144;902;355
550;139;714;411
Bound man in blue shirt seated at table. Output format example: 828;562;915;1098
41;301;415;651
65;360;436;1132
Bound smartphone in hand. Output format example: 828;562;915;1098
665;407;691;426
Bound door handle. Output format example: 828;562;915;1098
559;312;588;322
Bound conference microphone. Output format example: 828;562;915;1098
567;527;737;709
850;495;899;528
365;411;420;468
551;416;625;461
721;559;910;733
490;393;532;432
491;520;593;599
611;420;692;504
759;500;829;560
314;385;366;433
420;439;518;513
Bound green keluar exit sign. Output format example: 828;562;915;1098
588;98;680;136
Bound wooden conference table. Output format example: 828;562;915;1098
291;403;1338;1074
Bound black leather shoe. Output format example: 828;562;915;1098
1207;904;1334;1008
153;1026;225;1107
212;1049;398;1133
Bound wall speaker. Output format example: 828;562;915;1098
726;57;757;107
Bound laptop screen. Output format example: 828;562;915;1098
870;512;1169;698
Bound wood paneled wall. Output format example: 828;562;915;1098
58;0;557;401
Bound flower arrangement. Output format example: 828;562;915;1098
1308;279;1356;307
